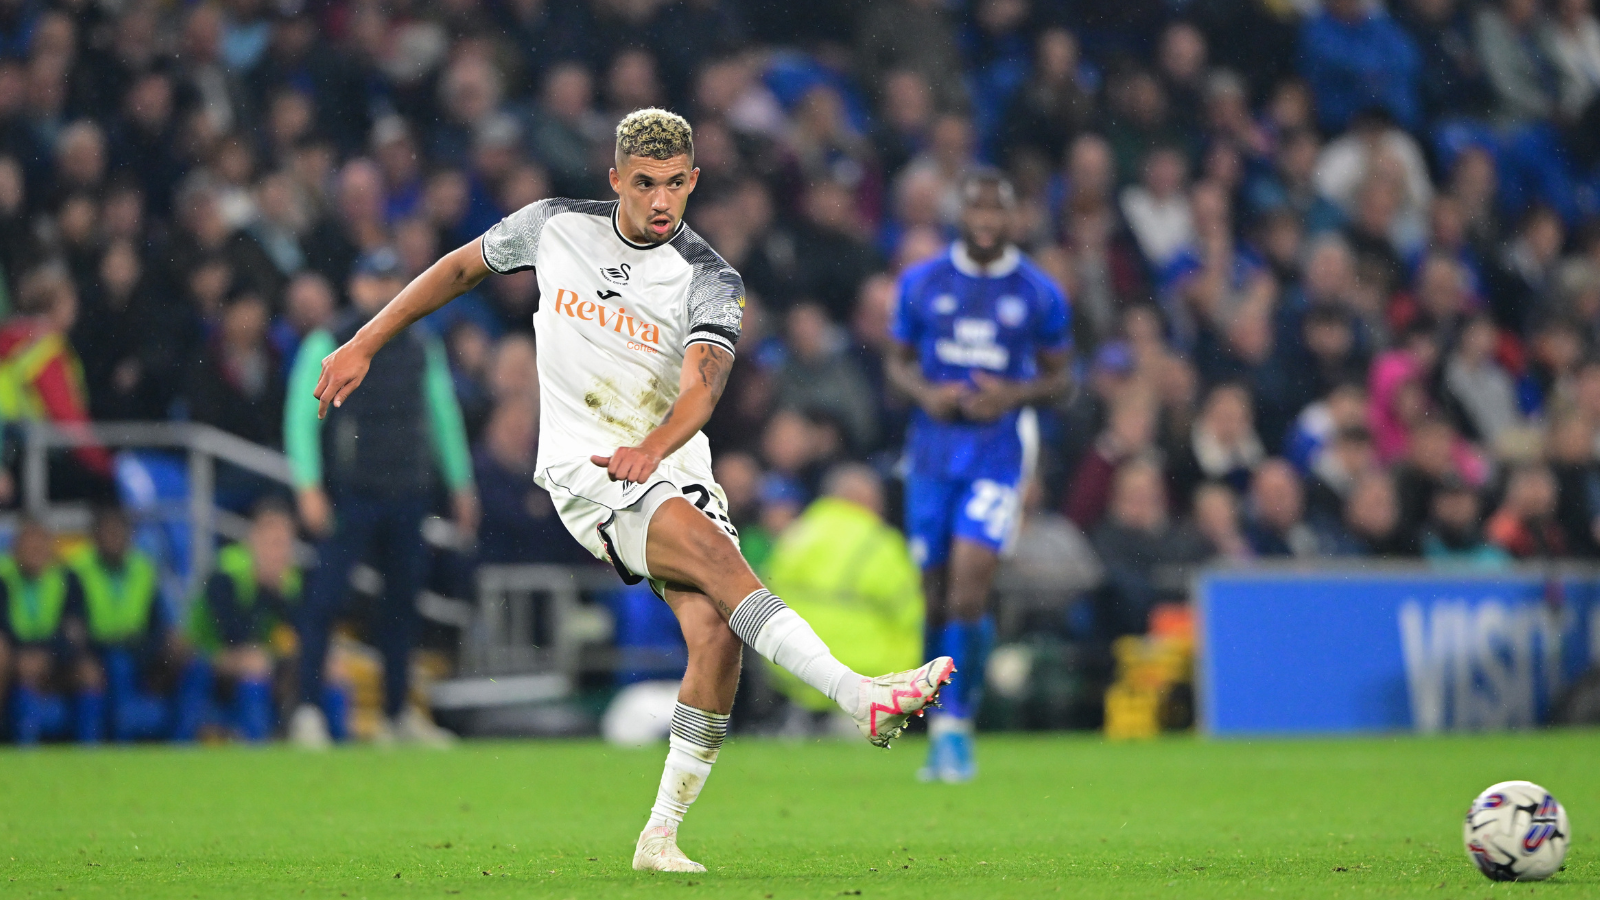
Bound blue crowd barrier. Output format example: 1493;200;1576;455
1197;567;1600;735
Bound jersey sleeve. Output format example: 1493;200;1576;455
1034;277;1072;353
480;199;556;275
888;268;921;347
672;229;744;356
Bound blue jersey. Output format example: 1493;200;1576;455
891;243;1071;480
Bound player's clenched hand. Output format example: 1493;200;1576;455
591;446;663;484
920;382;969;421
961;372;1020;422
313;343;372;419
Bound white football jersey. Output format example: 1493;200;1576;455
480;198;744;474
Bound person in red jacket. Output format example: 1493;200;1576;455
0;266;113;497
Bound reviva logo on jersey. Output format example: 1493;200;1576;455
551;289;661;349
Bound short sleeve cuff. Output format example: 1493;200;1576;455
686;324;737;356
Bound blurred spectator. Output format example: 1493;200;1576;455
996;477;1104;635
1485;206;1565;332
1092;459;1209;638
1170;383;1265;503
1546;412;1600;556
764;464;923;712
713;452;775;572
1300;0;1423;131
1306;424;1380;523
873;70;937;179
1444;315;1523;447
1548;0;1600;167
1486;463;1568;557
186;291;284;448
999;28;1095;168
1314;111;1432;237
1287;381;1371;474
1395;0;1493;120
1120;147;1192;271
1394;417;1482;535
73;239;170;422
1477;0;1564;125
1192;481;1252;561
791;181;883;320
1421;477;1509;566
271;272;337;376
855;0;967;110
1104;70;1190;184
0;265;111;489
1326;471;1419;556
1243;458;1324;557
1064;389;1157;531
774;304;878;453
472;400;588;566
529;63;606;200
1247;130;1344;237
1369;325;1443;463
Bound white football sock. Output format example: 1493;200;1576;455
646;703;729;831
726;590;863;714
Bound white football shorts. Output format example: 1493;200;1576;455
536;455;739;593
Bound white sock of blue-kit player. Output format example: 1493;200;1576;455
646;703;729;830
726;589;863;713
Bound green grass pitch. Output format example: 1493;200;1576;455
1;730;1595;899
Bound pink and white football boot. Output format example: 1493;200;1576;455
850;656;956;748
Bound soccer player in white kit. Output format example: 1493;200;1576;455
312;109;956;872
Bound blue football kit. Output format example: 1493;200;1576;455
891;240;1070;779
892;242;1071;567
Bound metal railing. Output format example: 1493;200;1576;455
17;420;297;597
466;564;621;675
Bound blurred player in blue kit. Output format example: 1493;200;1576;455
887;170;1072;781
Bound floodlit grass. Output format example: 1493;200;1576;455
0;730;1596;898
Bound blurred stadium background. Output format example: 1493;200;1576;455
1;0;1600;750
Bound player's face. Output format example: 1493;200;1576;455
610;154;699;244
959;184;1011;256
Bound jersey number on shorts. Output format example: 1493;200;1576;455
964;479;1018;542
683;483;739;539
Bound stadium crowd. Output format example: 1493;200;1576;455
4;0;1600;740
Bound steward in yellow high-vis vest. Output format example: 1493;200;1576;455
0;517;97;744
184;500;311;742
69;505;209;742
764;467;925;713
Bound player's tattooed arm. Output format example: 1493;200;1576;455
696;343;732;403
591;343;734;483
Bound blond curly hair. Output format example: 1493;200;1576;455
615;108;694;164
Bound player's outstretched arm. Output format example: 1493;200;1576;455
313;238;493;419
592;343;732;483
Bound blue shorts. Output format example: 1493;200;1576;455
904;474;1023;569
